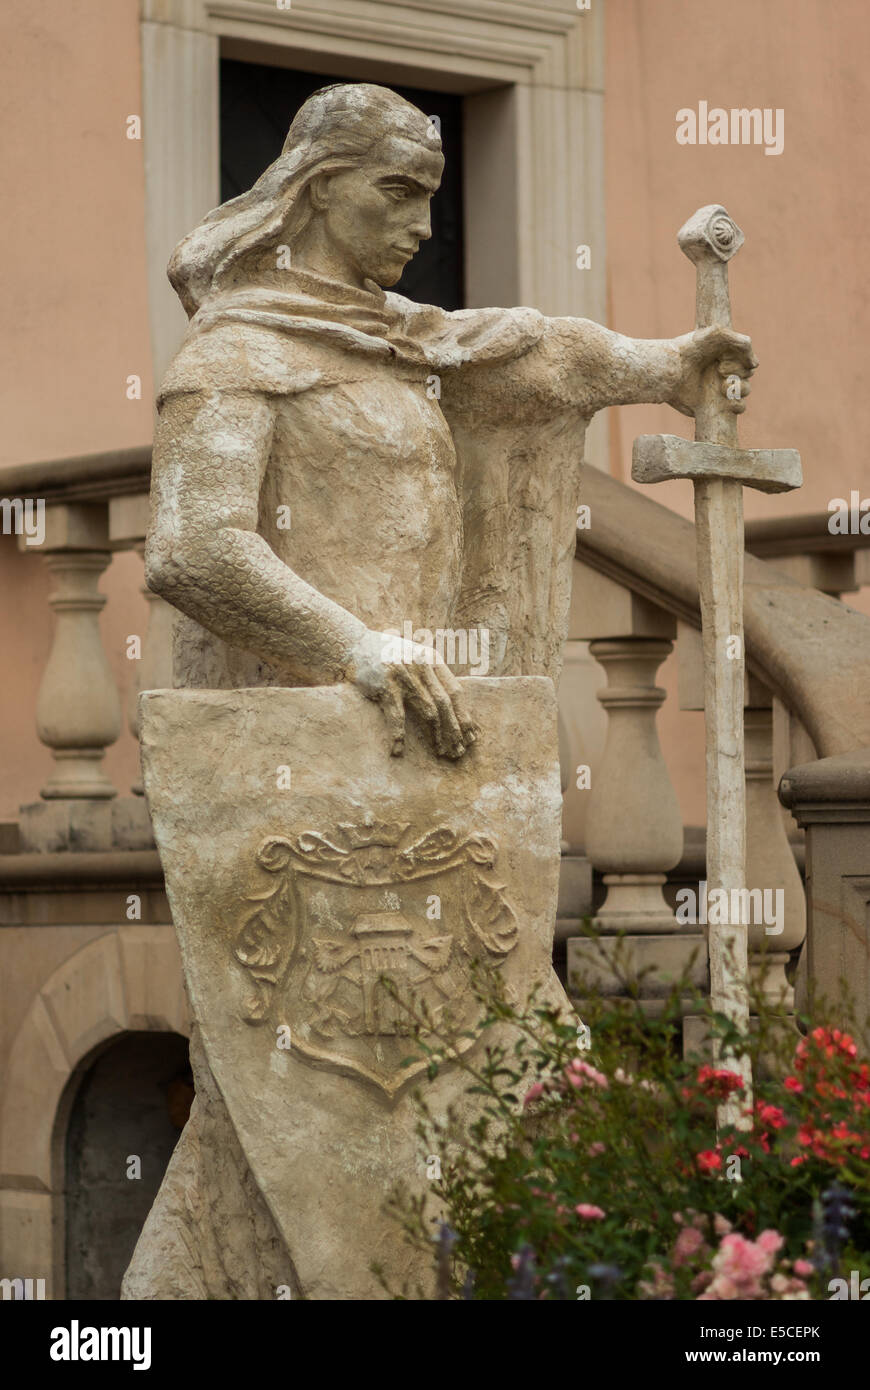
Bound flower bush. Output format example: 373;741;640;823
380;957;870;1300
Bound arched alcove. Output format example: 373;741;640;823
63;1030;193;1300
0;926;189;1297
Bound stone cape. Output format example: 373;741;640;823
157;268;594;690
124;679;566;1301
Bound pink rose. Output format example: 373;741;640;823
565;1060;609;1089
575;1203;606;1220
701;1275;738;1300
673;1226;706;1267
757;1229;785;1256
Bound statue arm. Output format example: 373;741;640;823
524;317;757;417
389;294;719;411
145;391;369;685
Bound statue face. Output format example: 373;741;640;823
315;136;444;288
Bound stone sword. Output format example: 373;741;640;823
632;206;802;1127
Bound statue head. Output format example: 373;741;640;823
169;83;444;315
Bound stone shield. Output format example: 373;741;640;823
140;677;565;1297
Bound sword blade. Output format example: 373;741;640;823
694;473;753;1128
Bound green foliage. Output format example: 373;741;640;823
380;947;870;1300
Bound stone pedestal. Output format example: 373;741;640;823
568;932;707;1020
18;797;155;854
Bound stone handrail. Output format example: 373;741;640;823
745;511;870;559
577;463;870;759
0;446;151;504
6;446;866;797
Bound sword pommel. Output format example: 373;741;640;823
677;204;744;269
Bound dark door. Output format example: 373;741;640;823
65;1031;193;1299
220;59;465;310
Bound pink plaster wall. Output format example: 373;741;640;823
0;0;866;830
605;0;870;516
605;0;870;825
0;0;151;817
0;0;153;466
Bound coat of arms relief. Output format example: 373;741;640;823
232;818;519;1096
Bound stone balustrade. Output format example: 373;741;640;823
0;448;161;851
3;448;870;1048
566;562;705;1025
575;462;870;1046
745;512;870;596
675;623;806;1011
780;751;870;1052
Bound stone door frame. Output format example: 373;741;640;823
139;0;607;467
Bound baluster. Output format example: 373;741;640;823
109;495;174;806
558;637;608;853
566;565;702;1017
20;504;121;803
678;624;805;1012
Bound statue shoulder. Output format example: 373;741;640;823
443;316;623;419
384;293;545;370
384;298;603;417
156;321;346;407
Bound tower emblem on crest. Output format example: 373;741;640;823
232;818;519;1096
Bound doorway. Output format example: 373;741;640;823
220;58;465;310
64;1031;193;1300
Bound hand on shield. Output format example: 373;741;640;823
345;628;478;760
